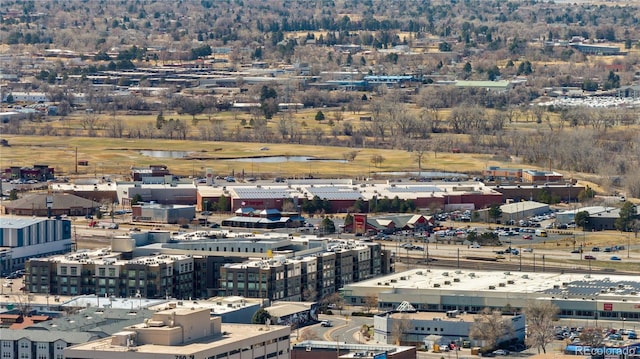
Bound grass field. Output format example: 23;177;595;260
0;135;506;179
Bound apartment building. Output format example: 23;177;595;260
220;241;387;302
26;249;194;299
63;307;291;359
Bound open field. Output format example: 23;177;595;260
0;135;507;179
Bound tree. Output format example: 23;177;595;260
342;151;358;162
362;294;378;313
320;217;336;234
131;194;143;205
390;314;411;345
315;110;325;122
302;285;317;301
488;204;503;223
577;186;596;202
574;211;590;230
524;301;559;354
252;308;272;324
438;41;451;52
370;154;385;168
580;327;605;347
8;189;18;200
469;308;514;350
215;196;229;212
5;94;14;104
615;202;637;232
321;292;345;312
344;213;354;227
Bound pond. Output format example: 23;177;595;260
375;171;469;179
225;156;348;163
140;150;192;158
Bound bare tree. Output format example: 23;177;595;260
579;327;605;347
370;154;385;168
469;308;514;350
524;301;559;354
390;314;411;345
362;294;378;313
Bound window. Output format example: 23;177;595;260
70;267;77;275
60;267;67;275
3;353;12;358
98;268;106;276
3;341;12;347
21;342;29;348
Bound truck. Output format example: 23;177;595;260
535;229;547;237
98;222;119;229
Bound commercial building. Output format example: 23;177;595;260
0;218;72;273
341;268;640;322
291;340;416;359
475;201;550;223
131;203;196;224
373;307;525;347
2;164;54;181
2;193;100;217
63;307;291;359
555;206;637;230
117;181;197;206
26;249;194;299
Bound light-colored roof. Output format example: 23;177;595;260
267;302;315;318
345;268;640;300
500;201;549;214
0;217;48;228
67;323;289;355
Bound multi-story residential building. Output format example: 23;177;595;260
0;218;72;273
219;240;387;302
26;250;194;299
316;252;336;298
0;330;96;359
63;307;291;359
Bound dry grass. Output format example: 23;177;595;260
0;135;501;179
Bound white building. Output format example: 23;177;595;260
373;308;525;347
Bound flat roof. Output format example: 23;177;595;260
148;297;263;314
345;268;640;300
67;323;289;354
0;217;48;228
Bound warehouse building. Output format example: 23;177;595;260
341;268;640;322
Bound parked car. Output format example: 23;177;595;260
522;234;532;240
628;332;638;339
320;320;333;327
584;255;596;260
610;256;621;261
492;349;509;356
592;247;600;252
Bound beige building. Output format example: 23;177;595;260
63;307;291;359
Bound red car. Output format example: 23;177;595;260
584;255;596;260
522;234;532;240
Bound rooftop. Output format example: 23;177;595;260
0;217;49;228
346;268;640;300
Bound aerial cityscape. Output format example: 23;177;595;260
2;1;640;359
